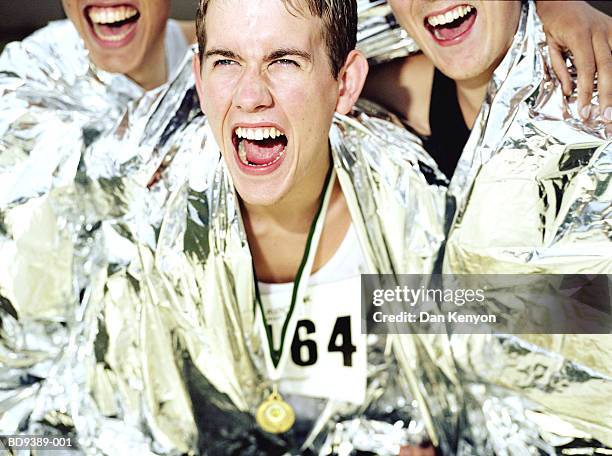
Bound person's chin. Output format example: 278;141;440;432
228;162;293;208
425;36;486;80
79;23;146;73
436;58;485;81
88;51;140;75
235;181;289;207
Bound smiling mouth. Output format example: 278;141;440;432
425;4;477;43
85;5;140;44
232;126;288;168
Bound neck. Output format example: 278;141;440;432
456;7;522;129
455;69;492;129
242;149;340;284
243;151;332;233
127;36;168;90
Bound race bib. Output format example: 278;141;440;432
260;276;367;405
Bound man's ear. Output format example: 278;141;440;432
193;52;207;113
335;50;369;115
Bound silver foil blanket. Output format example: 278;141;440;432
0;19;187;443
0;20;147;439
65;88;447;454
429;3;611;454
357;0;420;64
0;3;610;456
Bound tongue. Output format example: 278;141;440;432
435;13;475;41
244;138;285;166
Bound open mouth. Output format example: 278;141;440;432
85;4;140;45
425;4;477;44
232;126;288;172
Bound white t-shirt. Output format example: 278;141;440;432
257;224;369;406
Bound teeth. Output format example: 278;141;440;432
238;140;247;164
427;4;473;27
236;127;285;141
88;5;138;25
235;126;287;167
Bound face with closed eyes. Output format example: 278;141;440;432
194;0;365;207
62;0;170;87
388;0;521;82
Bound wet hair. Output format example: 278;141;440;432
196;0;357;78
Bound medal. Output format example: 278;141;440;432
255;386;295;434
253;167;336;434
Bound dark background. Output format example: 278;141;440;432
0;1;611;51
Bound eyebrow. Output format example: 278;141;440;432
266;48;312;62
204;48;240;60
204;47;312;62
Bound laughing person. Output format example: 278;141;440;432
369;0;612;269
186;0;444;453
362;0;612;452
365;0;611;178
60;0;195;90
57;0;444;453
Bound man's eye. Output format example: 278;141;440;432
273;59;299;67
213;59;237;67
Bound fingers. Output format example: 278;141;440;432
592;29;612;123
549;44;573;96
572;30;597;120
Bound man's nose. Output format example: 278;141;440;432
232;69;273;112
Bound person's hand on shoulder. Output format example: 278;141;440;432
537;0;612;130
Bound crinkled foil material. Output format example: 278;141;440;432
1;21;447;451
70;53;210;456
429;3;611;454
3;3;610;456
66;75;448;453
351;2;612;454
0;19;176;444
357;0;419;64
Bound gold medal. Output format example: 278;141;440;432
256;389;295;434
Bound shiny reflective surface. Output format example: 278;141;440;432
432;3;611;454
1;23;447;450
1;2;610;455
71;94;446;453
357;0;420;64
0;19;145;441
